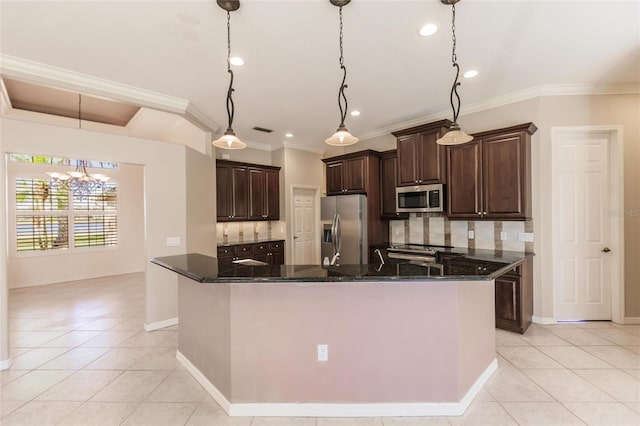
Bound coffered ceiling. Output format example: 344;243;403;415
0;0;638;152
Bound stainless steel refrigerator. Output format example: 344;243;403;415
321;194;368;265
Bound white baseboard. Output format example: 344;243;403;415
144;317;178;332
176;350;231;413
532;316;557;325
0;358;12;370
176;350;497;417
624;317;640;325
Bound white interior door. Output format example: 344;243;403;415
552;131;612;320
292;188;316;265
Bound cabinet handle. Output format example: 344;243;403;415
477;212;482;216
483;212;487;215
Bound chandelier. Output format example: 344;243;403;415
48;160;111;200
325;0;359;147
46;94;110;199
436;0;474;146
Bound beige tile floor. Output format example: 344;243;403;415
1;273;639;426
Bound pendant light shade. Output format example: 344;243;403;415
325;125;358;146
326;0;358;147
212;0;246;150
436;0;474;146
435;123;474;146
212;129;247;149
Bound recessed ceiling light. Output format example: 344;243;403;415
350;110;361;116
285;133;293;138
419;24;438;37
229;57;244;66
463;70;478;79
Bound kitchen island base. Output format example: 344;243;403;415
176;275;497;417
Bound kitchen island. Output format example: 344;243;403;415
151;250;532;417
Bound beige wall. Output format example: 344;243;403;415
281;148;324;264
1;117;189;331
214;146;273;166
6;162;146;288
355;94;640;320
0;131;8;364
186;147;217;257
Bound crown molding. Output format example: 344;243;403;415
0;54;220;133
358;83;640;142
282;142;325;154
0;78;11;115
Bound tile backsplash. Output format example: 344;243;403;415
216;221;286;245
390;215;534;252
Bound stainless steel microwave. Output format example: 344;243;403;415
396;184;445;213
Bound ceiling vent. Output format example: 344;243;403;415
252;126;274;133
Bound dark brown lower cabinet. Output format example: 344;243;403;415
217;240;285;270
495;257;533;334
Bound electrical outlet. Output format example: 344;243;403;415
500;231;507;241
166;237;181;247
468;230;475;239
518;232;534;242
317;344;328;361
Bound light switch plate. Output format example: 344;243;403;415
317;344;328;361
500;231;508;241
518;232;534;242
166;237;181;247
222;153;231;160
468;230;475;239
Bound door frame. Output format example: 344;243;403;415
550;125;624;323
289;185;321;265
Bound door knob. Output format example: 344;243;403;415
602;247;611;253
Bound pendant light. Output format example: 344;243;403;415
212;0;246;150
436;0;474;146
325;0;358;147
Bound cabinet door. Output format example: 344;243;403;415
483;133;527;219
380;152;408;219
417;130;446;184
396;134;419;186
216;164;232;221
265;169;280;220
447;141;482;219
344;157;366;193
325;161;344;195
248;168;266;220
216;254;235;271
495;274;522;333
269;241;285;265
231;166;249;220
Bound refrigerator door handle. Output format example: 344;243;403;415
335;214;341;255
331;213;337;257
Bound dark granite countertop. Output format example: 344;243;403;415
151;248;533;283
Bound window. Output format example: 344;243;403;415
13;172;118;254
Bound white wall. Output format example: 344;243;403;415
1;117;188;333
6;162;145;288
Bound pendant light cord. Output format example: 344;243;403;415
78;94;82;130
337;6;348;127
449;3;462;123
225;11;236;132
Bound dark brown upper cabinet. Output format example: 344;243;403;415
380;150;408;219
392;119;452;186
217;160;280;222
446;123;537;220
322;150;388;248
323;154;368;195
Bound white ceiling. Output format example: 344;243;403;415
1;0;638;152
